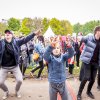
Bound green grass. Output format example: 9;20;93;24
25;65;48;77
73;66;80;76
73;61;82;76
25;62;82;77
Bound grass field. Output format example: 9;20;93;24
25;62;81;78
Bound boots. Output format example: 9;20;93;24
87;81;95;99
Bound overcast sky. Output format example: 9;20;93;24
0;0;100;24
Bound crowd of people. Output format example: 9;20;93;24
0;26;100;100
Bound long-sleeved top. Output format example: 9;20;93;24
44;45;74;83
0;33;35;69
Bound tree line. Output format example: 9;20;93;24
0;17;100;36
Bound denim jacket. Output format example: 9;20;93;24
34;42;45;61
44;45;74;83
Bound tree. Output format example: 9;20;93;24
82;20;100;35
50;18;73;35
50;18;62;35
73;23;83;34
20;18;34;35
33;17;43;30
42;18;49;34
60;20;73;35
8;18;21;31
0;22;7;34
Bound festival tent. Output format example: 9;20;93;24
43;26;55;38
72;33;77;37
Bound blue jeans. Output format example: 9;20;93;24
29;54;34;66
49;82;68;100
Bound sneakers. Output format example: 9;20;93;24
66;67;68;70
87;91;95;99
30;72;34;77
97;86;100;91
2;91;9;100
16;92;21;98
2;91;21;99
23;75;26;80
77;94;82;100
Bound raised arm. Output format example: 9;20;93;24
44;39;57;63
77;35;88;44
63;46;74;61
17;30;41;46
43;46;53;63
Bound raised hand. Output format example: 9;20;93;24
50;37;58;48
34;29;42;36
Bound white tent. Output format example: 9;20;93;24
43;26;55;38
72;33;77;37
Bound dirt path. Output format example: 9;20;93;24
0;78;49;100
0;77;100;100
68;77;100;100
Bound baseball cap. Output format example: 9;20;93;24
4;29;13;34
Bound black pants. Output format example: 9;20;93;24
76;54;80;67
98;67;100;86
69;64;74;74
66;61;68;68
31;60;44;78
19;58;28;76
20;65;27;76
78;62;98;95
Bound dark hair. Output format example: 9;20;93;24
37;36;44;43
94;26;100;35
